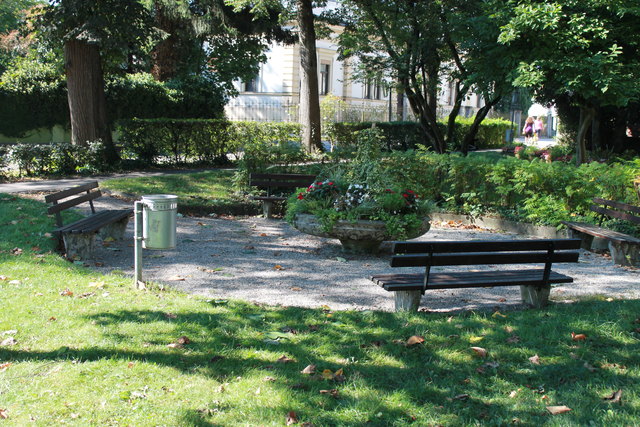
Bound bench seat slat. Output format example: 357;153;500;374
391;251;580;267
250;196;288;202
371;269;573;291
55;209;132;234
249;180;313;188
393;239;581;254
561;221;640;244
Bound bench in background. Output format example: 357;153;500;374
45;181;132;260
371;239;581;312
562;198;640;266
249;173;316;218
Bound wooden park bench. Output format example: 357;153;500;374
370;239;581;312
45;181;132;260
249;172;315;218
561;198;640;266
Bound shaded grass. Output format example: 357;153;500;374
1;194;640;425
101;170;261;216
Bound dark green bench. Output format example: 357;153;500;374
371;239;581;311
562;198;640;266
249;173;316;218
45;181;132;260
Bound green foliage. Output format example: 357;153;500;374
106;73;226;122
328;118;512;156
0;51;67;137
8;141;110;176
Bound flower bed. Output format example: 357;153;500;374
286;178;432;253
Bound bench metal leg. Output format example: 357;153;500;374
608;242;640;267
262;201;275;218
98;217;130;241
520;285;550;309
394;290;421;311
63;232;96;260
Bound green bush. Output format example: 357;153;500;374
8;141;110;176
377;149;640;228
328;118;512;155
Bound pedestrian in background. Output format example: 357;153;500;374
534;116;545;142
522;116;535;144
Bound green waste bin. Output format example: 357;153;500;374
142;195;178;250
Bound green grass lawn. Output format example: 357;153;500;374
101;170;260;216
1;194;639;425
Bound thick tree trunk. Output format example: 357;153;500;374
64;39;117;161
396;88;404;121
446;81;464;150
575;105;595;165
297;0;322;153
150;0;181;81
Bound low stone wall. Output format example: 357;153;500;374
430;212;568;239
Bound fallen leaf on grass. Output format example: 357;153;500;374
286;411;298;425
571;332;587;341
453;394;469;401
60;289;73;297
584;362;598;372
0;276;7;281
603;389;622;403
301;364;316;374
10;248;22;255
277;355;295;364
506;335;520;343
0;338;17;346
406;335;425;346
492;311;507;318
546;405;572;415
470;347;488;358
529;355;541;365
77;292;95;299
167;275;186;281
320;389;339;398
0;409;7;419
167;336;191;348
164;312;178;319
0;363;11;372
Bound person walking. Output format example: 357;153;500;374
522;116;535;144
534;116;545;142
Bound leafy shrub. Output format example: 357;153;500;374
8;141;110;176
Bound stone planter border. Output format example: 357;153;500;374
430;212;568;239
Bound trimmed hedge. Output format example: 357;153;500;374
7;142;110;176
328;118;512;154
117;119;304;167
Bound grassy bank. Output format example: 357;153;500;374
101;169;261;216
1;195;639;425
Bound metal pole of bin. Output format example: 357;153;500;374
134;201;144;289
133;195;178;289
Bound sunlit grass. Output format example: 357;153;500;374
1;194;639;425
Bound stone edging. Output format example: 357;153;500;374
430;212;568;239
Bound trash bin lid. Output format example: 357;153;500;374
141;194;178;211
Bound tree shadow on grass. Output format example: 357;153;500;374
2;300;639;425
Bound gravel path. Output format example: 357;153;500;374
79;196;640;313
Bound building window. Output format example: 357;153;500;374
365;79;383;100
243;76;259;92
320;63;330;95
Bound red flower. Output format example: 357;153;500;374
402;194;408;198
328;182;334;185
297;193;304;200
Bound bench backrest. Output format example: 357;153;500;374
590;198;640;225
391;239;581;290
249;173;316;195
44;181;101;227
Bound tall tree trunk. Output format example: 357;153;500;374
396;86;404;121
445;81;464;151
150;0;181;81
575;105;595;165
296;0;322;153
64;39;117;161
